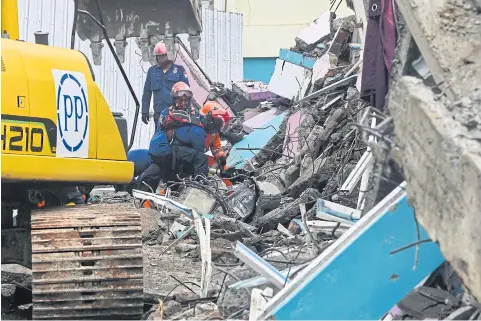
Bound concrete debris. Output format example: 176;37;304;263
7;5;479;321
163;300;183;319
1;264;32;290
295;11;331;49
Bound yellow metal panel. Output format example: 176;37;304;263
1;0;20;40
95;90;128;161
1;38;132;183
1;41;30;119
2;154;134;184
9;39;99;159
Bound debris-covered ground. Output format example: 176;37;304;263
3;3;481;320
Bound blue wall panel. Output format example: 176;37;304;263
243;57;277;83
271;193;445;320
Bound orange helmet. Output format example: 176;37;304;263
200;101;230;133
153;42;167;56
171;82;193;99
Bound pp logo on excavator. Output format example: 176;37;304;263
52;69;90;158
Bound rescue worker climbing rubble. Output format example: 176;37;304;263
200;101;231;169
142;41;190;132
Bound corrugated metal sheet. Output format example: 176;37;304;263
17;0;243;149
180;1;243;86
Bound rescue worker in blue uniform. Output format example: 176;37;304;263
142;41;190;132
127;82;207;192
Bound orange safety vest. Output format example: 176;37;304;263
204;132;225;160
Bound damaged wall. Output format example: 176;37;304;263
17;0;243;149
388;0;481;301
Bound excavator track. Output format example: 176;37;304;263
31;204;144;320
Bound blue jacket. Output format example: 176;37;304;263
149;109;206;157
127;149;152;177
142;64;190;114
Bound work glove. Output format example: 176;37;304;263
142;113;150;124
218;155;227;168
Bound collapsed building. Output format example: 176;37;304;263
2;0;481;320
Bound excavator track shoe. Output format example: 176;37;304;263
31;204;144;320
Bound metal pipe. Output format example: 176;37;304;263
71;0;79;49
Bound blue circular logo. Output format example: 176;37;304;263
56;73;89;153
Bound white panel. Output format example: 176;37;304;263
16;0;243;150
268;59;312;100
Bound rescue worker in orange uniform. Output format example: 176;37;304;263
199;101;231;169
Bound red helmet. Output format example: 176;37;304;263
153;42;167;56
200;101;230;132
171;81;193;99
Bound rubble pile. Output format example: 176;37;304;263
120;12;379;320
125;9;481;321
4;4;481;321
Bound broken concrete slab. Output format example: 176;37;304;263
181;188;216;214
295;11;331;49
242;108;278;134
210;238;235;261
194;302;219;316
261;184;446;320
227;112;288;169
393;0;481;100
268;60;312;100
163;300;183;319
296;124;324;163
256;181;281;196
169;221;188;238
288;157;334;198
389;76;481;301
250;287;273;321
252;188;321;231
175;243;199;257
312;52;338;84
1;264;32;289
217;267;258;318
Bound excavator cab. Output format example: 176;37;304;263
72;0;203;65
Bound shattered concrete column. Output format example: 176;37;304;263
390;76;481;301
387;0;481;301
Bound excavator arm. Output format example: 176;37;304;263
73;0;203;65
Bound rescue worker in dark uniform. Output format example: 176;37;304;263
141;41;190;132
134;82;207;191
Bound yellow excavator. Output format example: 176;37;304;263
1;0;202;319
